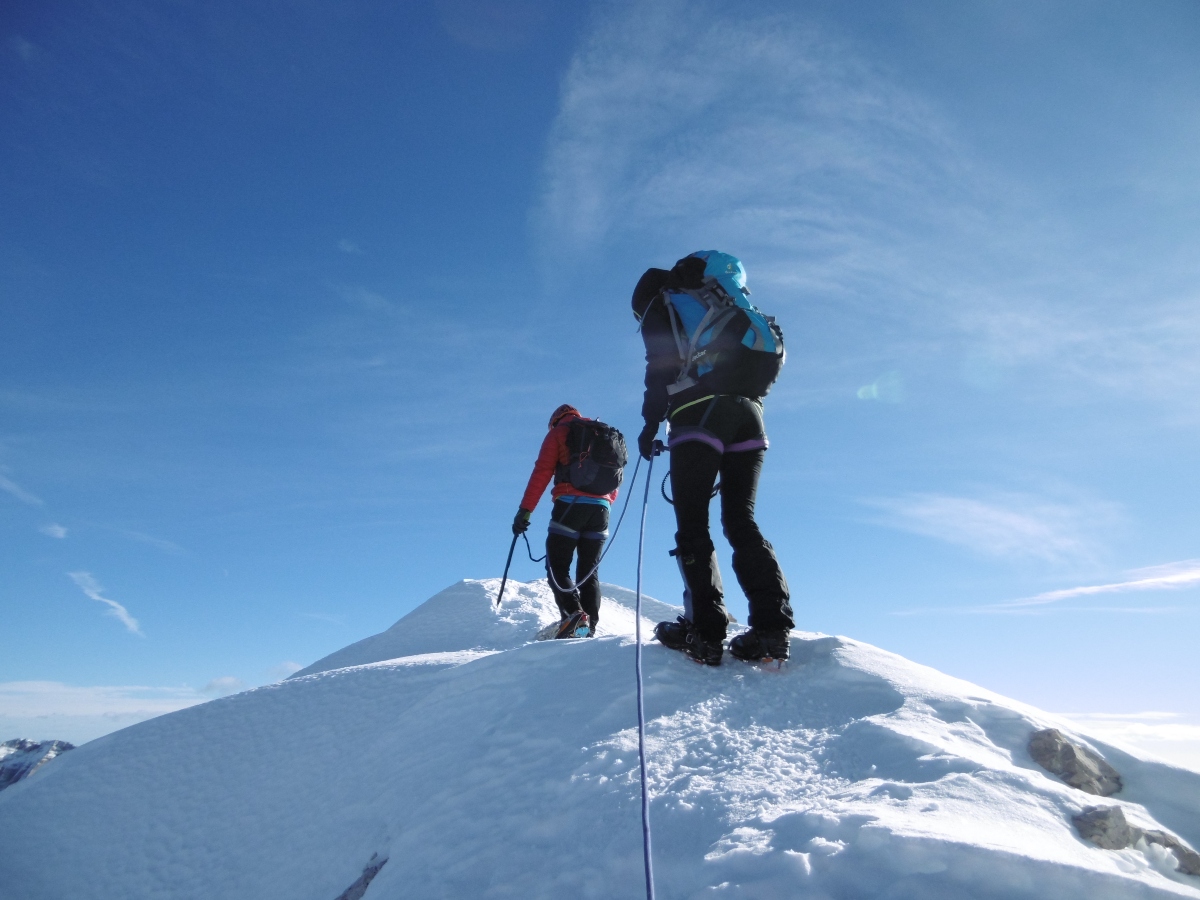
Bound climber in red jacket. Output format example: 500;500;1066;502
514;404;620;639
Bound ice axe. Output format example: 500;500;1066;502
495;532;519;608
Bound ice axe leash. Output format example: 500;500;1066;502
634;439;662;900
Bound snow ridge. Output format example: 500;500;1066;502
0;578;1197;899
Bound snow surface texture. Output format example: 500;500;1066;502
1;578;1198;900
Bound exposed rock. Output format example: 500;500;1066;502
1074;806;1200;876
1073;806;1138;850
334;854;387;900
1143;830;1200;877
1029;728;1122;796
0;739;74;792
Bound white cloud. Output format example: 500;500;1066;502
118;529;184;554
333;284;394;313
1061;712;1200;773
0;473;42;506
894;557;1200;616
864;493;1103;564
8;35;37;63
202;677;246;696
337;238;364;254
536;0;1200;411
0;681;201;718
269;661;303;681
1003;559;1200;608
68;571;144;636
0;681;205;745
436;0;546;50
39;523;68;539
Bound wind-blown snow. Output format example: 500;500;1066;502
1;578;1197;899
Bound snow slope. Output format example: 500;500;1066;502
1;578;1198;900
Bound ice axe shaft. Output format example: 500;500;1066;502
495;532;519;607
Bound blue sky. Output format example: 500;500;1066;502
3;0;1199;763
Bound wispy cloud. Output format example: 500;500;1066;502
895;558;1200;617
864;492;1106;564
0;680;205;744
332;283;396;314
337;238;364;254
1060;711;1200;772
540;0;969;266
0;681;202;718
894;604;1183;618
68;572;144;636
268;661;303;681
536;0;1200;411
1002;559;1200;609
202;676;245;696
39;523;68;539
8;35;38;63
0;473;43;506
118;529;184;554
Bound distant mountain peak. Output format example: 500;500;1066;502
0;739;74;792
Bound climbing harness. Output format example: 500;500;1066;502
496;456;642;605
634;440;662;900
541;455;642;599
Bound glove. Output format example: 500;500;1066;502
512;508;532;535
637;422;659;461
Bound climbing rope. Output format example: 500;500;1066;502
634;441;661;900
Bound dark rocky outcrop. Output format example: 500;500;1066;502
1074;806;1200;876
334;854;387;900
1073;805;1138;850
1029;728;1121;796
0;739;74;791
1143;830;1200;877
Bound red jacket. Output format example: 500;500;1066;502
520;415;620;511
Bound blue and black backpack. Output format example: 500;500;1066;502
660;251;785;400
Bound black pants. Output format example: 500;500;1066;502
668;396;793;641
546;498;609;624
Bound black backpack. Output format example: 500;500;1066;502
555;419;628;495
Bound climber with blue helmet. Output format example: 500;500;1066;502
632;251;794;666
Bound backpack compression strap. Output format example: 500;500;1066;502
664;282;742;396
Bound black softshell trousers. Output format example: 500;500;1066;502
668;395;793;642
546;498;609;625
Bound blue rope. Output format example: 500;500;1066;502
634;442;660;900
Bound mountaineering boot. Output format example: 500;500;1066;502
684;631;724;667
653;616;692;651
555;610;591;639
728;628;790;662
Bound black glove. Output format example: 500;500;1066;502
637;422;659;461
512;508;532;535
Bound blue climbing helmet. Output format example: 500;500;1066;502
689;250;748;298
